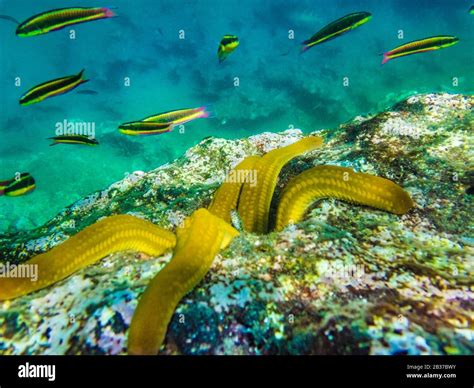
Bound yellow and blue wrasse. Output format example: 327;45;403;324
48;135;99;146
301;12;372;53
16;7;116;37
382;35;459;64
217;35;239;63
470;6;474;14
141;106;213;126
20;69;89;106
0;173;36;197
119;121;174;136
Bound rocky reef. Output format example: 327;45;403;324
0;93;472;355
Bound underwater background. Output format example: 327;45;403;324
0;0;473;232
0;0;473;356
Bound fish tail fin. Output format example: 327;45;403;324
381;53;390;65
200;105;216;119
300;44;310;54
78;69;90;84
0;178;13;195
103;7;118;18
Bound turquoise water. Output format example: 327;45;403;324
0;0;473;232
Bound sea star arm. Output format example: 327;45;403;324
275;165;414;231
238;136;323;233
208;155;261;222
128;209;239;355
0;215;176;300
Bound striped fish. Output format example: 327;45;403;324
49;135;99;146
301;12;372;53
218;35;239;63
382;35;459;64
119;121;174;136
142;107;212;126
20;69;89;106
16;7;116;37
0;173;36;197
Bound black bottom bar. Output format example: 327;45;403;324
0;356;471;387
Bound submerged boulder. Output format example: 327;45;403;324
0;93;472;355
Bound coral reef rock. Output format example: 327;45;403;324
0;93;472;355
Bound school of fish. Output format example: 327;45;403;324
0;5;467;199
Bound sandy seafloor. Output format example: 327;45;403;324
0;0;473;231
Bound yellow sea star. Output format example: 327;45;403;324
0;136;414;355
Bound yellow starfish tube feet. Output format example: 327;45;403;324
275;165;414;231
238;136;324;234
128;208;239;355
0;215;176;300
208;155;261;222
